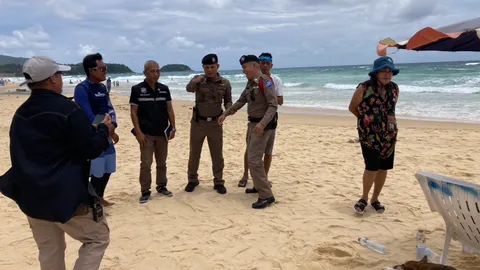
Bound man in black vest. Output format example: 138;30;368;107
130;60;177;203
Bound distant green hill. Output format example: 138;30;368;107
0;55;134;76
65;63;133;76
160;64;192;72
0;55;29;65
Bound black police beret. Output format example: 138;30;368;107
239;55;259;65
202;54;218;65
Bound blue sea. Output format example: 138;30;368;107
10;61;480;123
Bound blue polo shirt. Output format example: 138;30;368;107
73;80;117;127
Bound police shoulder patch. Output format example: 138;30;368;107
264;79;273;88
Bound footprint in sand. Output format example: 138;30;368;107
314;245;354;258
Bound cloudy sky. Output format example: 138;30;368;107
0;0;479;72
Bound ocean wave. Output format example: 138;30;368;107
284;82;310;88
465;62;480;65
323;83;357;90
446;68;468;71
324;82;480;94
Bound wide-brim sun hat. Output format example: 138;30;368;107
368;56;399;77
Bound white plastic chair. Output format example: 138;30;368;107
415;171;480;264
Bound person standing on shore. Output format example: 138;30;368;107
238;52;284;188
0;56;113;270
106;77;112;93
218;55;278;209
130;60;176;203
74;53;119;207
185;53;232;194
348;56;400;215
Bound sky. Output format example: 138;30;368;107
0;0;479;72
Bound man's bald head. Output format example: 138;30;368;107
241;61;261;80
143;60;160;83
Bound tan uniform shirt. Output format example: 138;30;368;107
226;74;278;126
186;74;232;117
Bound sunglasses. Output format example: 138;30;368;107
92;66;107;72
259;56;272;62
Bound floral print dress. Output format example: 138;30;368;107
357;80;399;159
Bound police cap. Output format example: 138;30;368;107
202;54;218;65
239;55;259;65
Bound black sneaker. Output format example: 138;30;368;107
139;192;151;204
213;184;227;194
157;186;173;197
185;181;199;192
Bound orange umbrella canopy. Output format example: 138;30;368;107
377;17;480;56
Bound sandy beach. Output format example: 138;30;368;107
0;87;479;270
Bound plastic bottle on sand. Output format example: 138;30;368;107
358;237;386;254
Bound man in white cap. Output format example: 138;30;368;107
0;56;114;270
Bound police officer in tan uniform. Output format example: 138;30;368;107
218;55;277;209
185;53;232;194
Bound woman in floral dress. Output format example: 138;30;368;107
348;56;400;215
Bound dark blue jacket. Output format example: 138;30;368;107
0;89;110;223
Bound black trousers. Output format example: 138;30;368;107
90;173;111;198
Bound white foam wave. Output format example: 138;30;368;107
284;82;305;87
324;83;357;90
324;82;480;94
465;62;480;65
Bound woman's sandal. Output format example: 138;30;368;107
371;201;385;214
238;179;247;187
354;199;368;214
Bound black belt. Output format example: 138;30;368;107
198;115;221;122
248;116;262;123
248;113;278;130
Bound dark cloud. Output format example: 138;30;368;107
396;0;438;21
0;0;478;71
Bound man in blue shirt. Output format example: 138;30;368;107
0;56;113;270
74;53;119;207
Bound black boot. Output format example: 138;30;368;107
185;181;199;192
213;184;227;194
252;196;275;209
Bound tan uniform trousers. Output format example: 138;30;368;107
246;125;276;155
27;208;110;270
247;122;274;199
140;134;169;194
187;119;224;185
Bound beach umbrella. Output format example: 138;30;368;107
377;17;480;56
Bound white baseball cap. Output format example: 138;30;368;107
20;56;71;86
